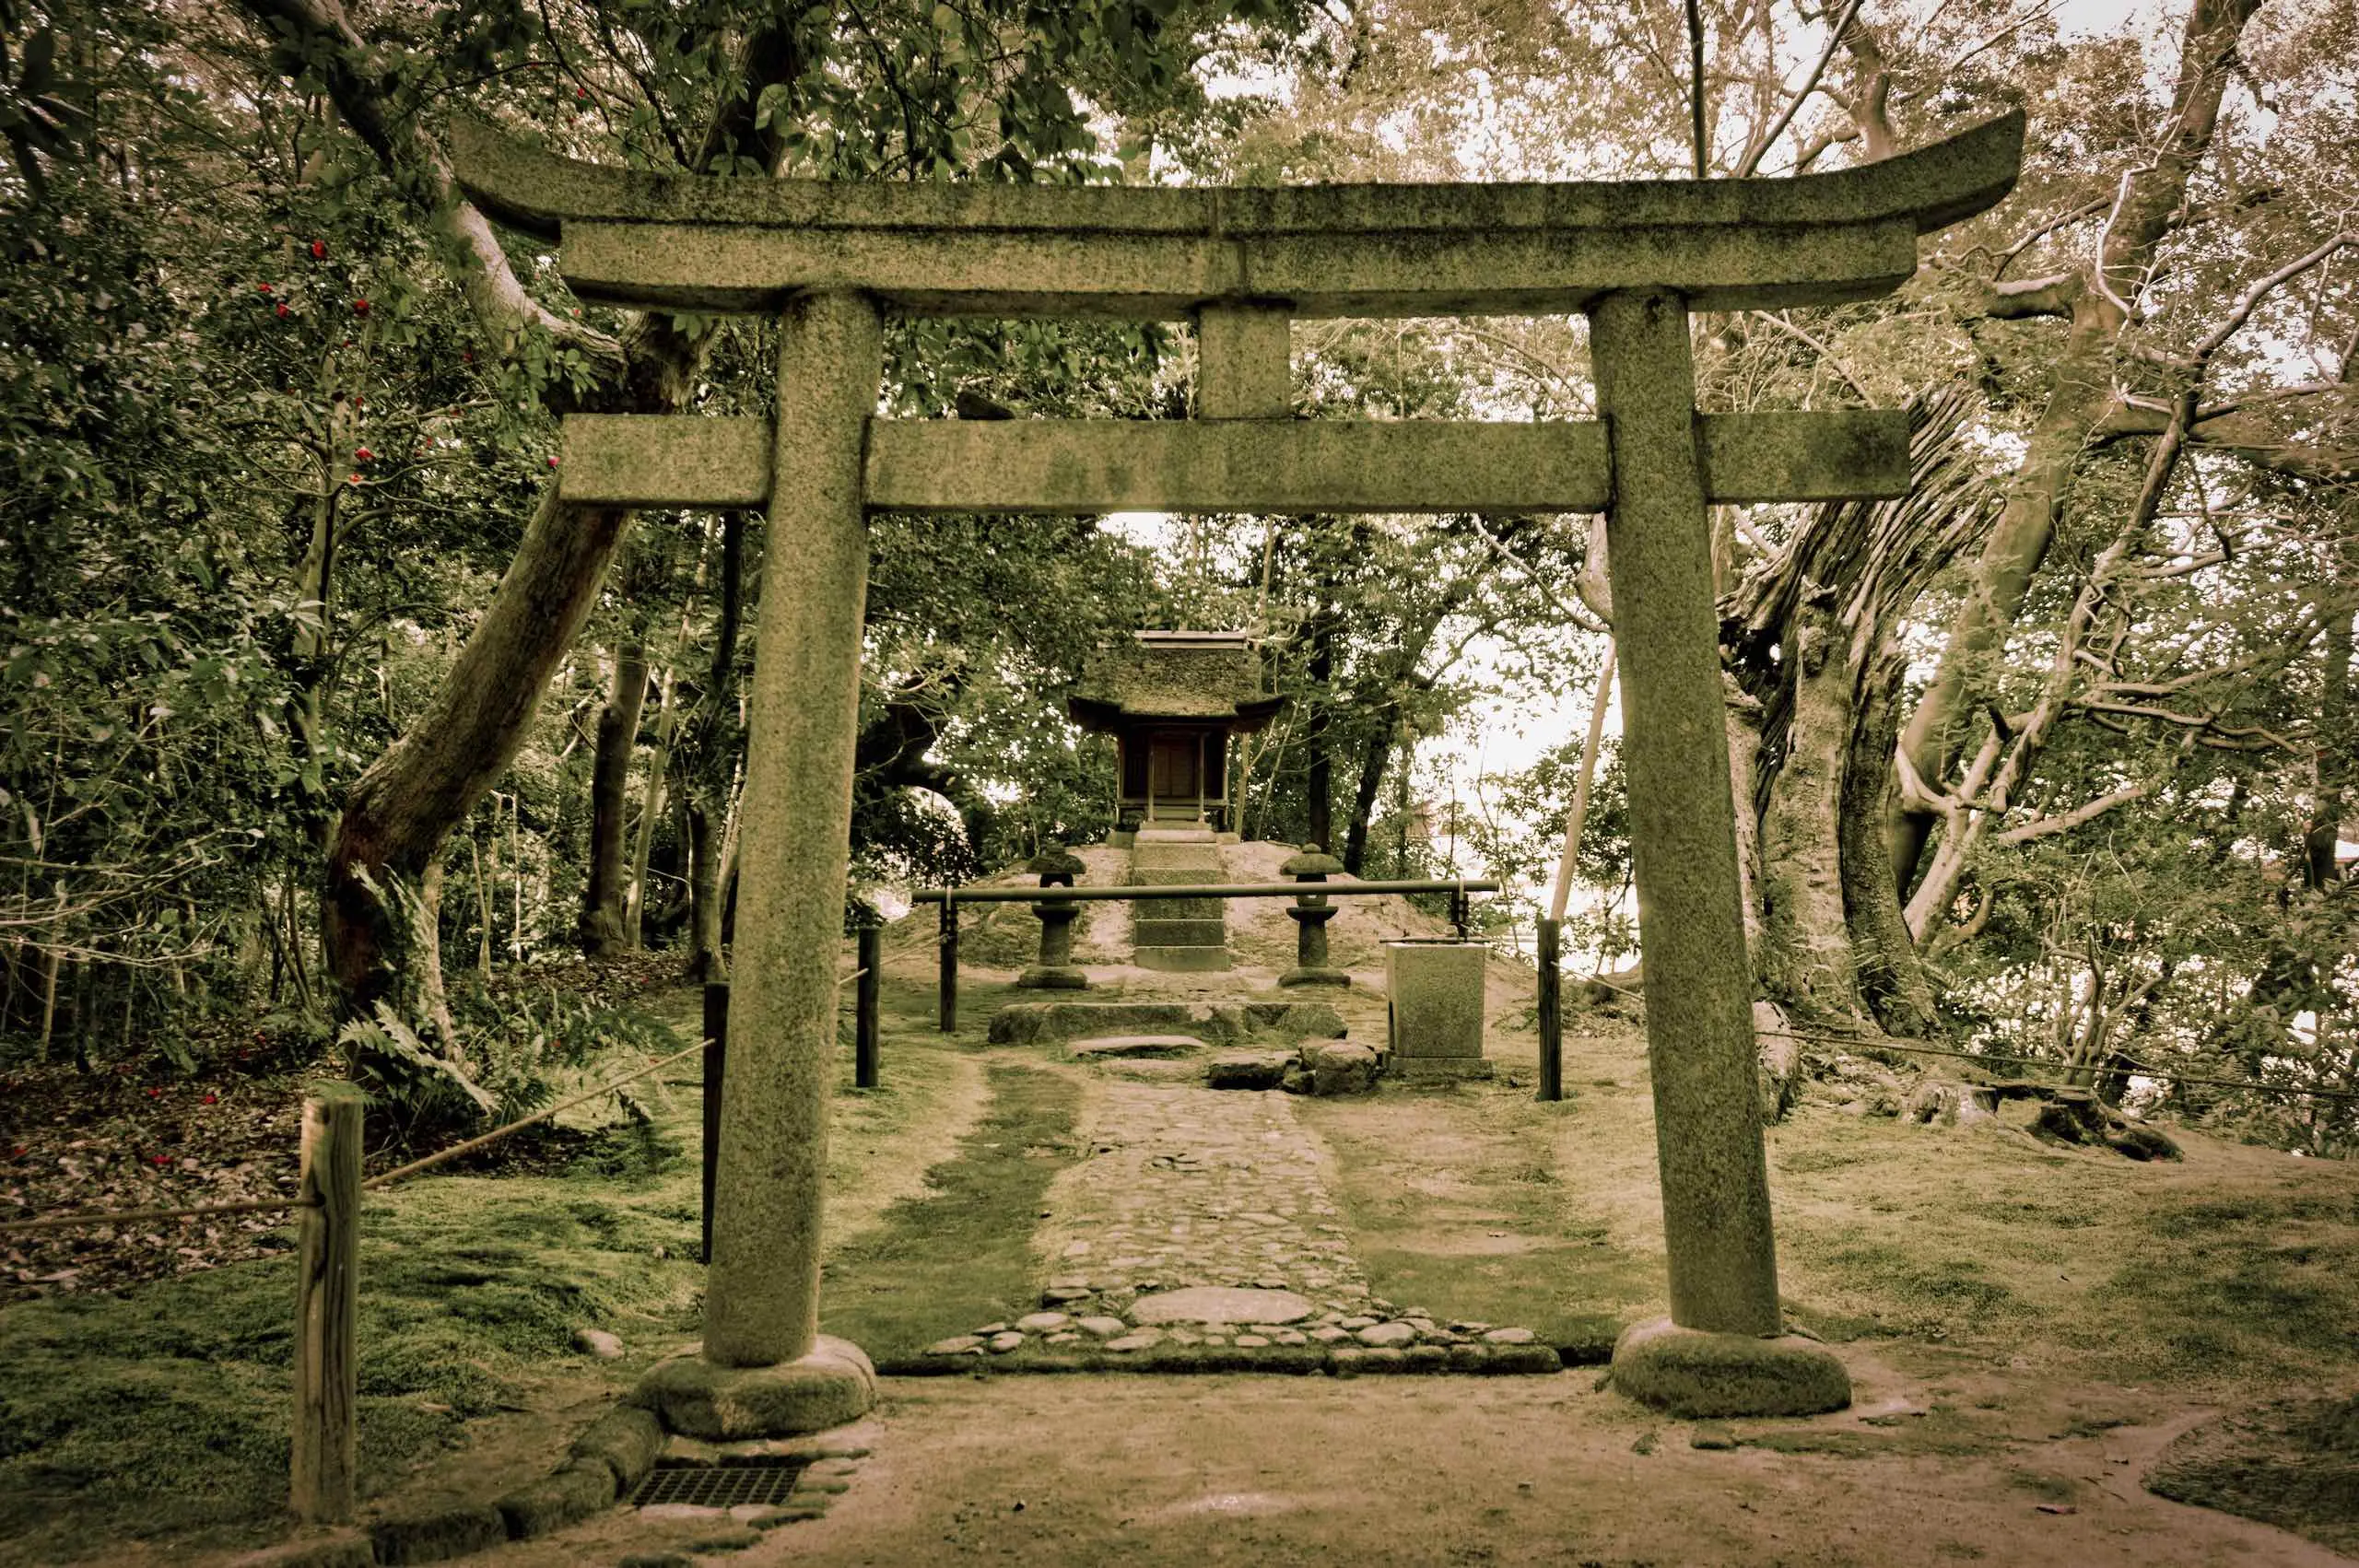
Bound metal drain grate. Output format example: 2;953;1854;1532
632;1457;808;1509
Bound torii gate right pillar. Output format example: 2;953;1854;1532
1591;288;1849;1413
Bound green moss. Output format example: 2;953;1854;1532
820;1064;1081;1363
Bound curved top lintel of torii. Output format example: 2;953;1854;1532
452;111;2022;244
447;111;2023;318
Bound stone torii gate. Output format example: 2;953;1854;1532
455;110;2022;1431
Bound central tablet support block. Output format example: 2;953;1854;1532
455;108;2023;1426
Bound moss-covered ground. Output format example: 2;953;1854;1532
0;962;975;1566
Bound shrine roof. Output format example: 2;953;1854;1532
1068;631;1284;733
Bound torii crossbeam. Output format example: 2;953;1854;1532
454;110;2023;1430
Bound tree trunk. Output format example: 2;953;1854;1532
626;663;677;945
412;854;456;1047
2307;547;2353;891
1840;653;1940;1035
1305;611;1333;850
1341;720;1396;876
277;2;807;1019
581;643;650;956
1891;0;2264;891
681;513;747;980
1755;596;1866;1020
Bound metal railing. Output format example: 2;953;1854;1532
917;876;1499;1032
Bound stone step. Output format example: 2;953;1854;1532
1132;846;1224;872
1069;1035;1205;1059
1133;917;1226;948
1133;867;1225;886
1133;825;1217;844
1145;896;1223;920
1133;945;1233;973
989;1000;1234;1045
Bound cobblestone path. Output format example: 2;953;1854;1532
1053;1080;1373;1305
923;1075;1556;1372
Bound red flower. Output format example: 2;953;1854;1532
202;1094;217;1105
576;86;589;100
150;1155;170;1166
463;349;475;363
257;282;273;294
355;447;374;463
9;1146;25;1158
310;240;326;260
147;1087;160;1098
276;303;290;319
546;456;560;469
352;298;370;315
347;473;364;486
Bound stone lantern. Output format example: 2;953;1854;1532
1016;846;1088;990
1279;845;1349;988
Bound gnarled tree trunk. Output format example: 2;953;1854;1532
581;644;649;956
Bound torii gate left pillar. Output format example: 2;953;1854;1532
456;110;2022;1432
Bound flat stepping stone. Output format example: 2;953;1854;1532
1071;1036;1206;1059
1132;1285;1315;1326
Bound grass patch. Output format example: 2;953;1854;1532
2149;1393;2359;1557
820;1064;1080;1365
0;1176;705;1565
1308;1086;1656;1355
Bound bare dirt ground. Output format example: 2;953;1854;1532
464;1371;2350;1568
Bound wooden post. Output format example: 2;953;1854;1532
937;898;958;1034
1536;917;1564;1103
701;980;726;1264
292;1083;362;1524
855;925;881;1088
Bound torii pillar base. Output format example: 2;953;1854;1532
1609;1318;1849;1420
632;1337;876;1439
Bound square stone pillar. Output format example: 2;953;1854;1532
1586;288;1780;1338
649;289;880;1435
1383;941;1491;1080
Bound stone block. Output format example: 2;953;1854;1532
370;1505;508;1565
1133;1286;1314;1325
1134;945;1232;973
1133;866;1219;886
1206;1050;1295;1090
1389;1055;1496;1081
1070;1035;1203;1059
1384;942;1487;1062
1238;1000;1340;1037
1278;966;1351;988
1609;1317;1850;1418
1015;965;1090;989
495;1458;616;1539
569;1404;666;1492
1133;846;1223;871
1133;917;1226;947
1301;1040;1379;1095
988;1000;1238;1044
633;1338;877;1439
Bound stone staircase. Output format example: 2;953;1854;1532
1130;825;1229;972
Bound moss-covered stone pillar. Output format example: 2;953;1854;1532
1587;288;1782;1338
661;289;879;1430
